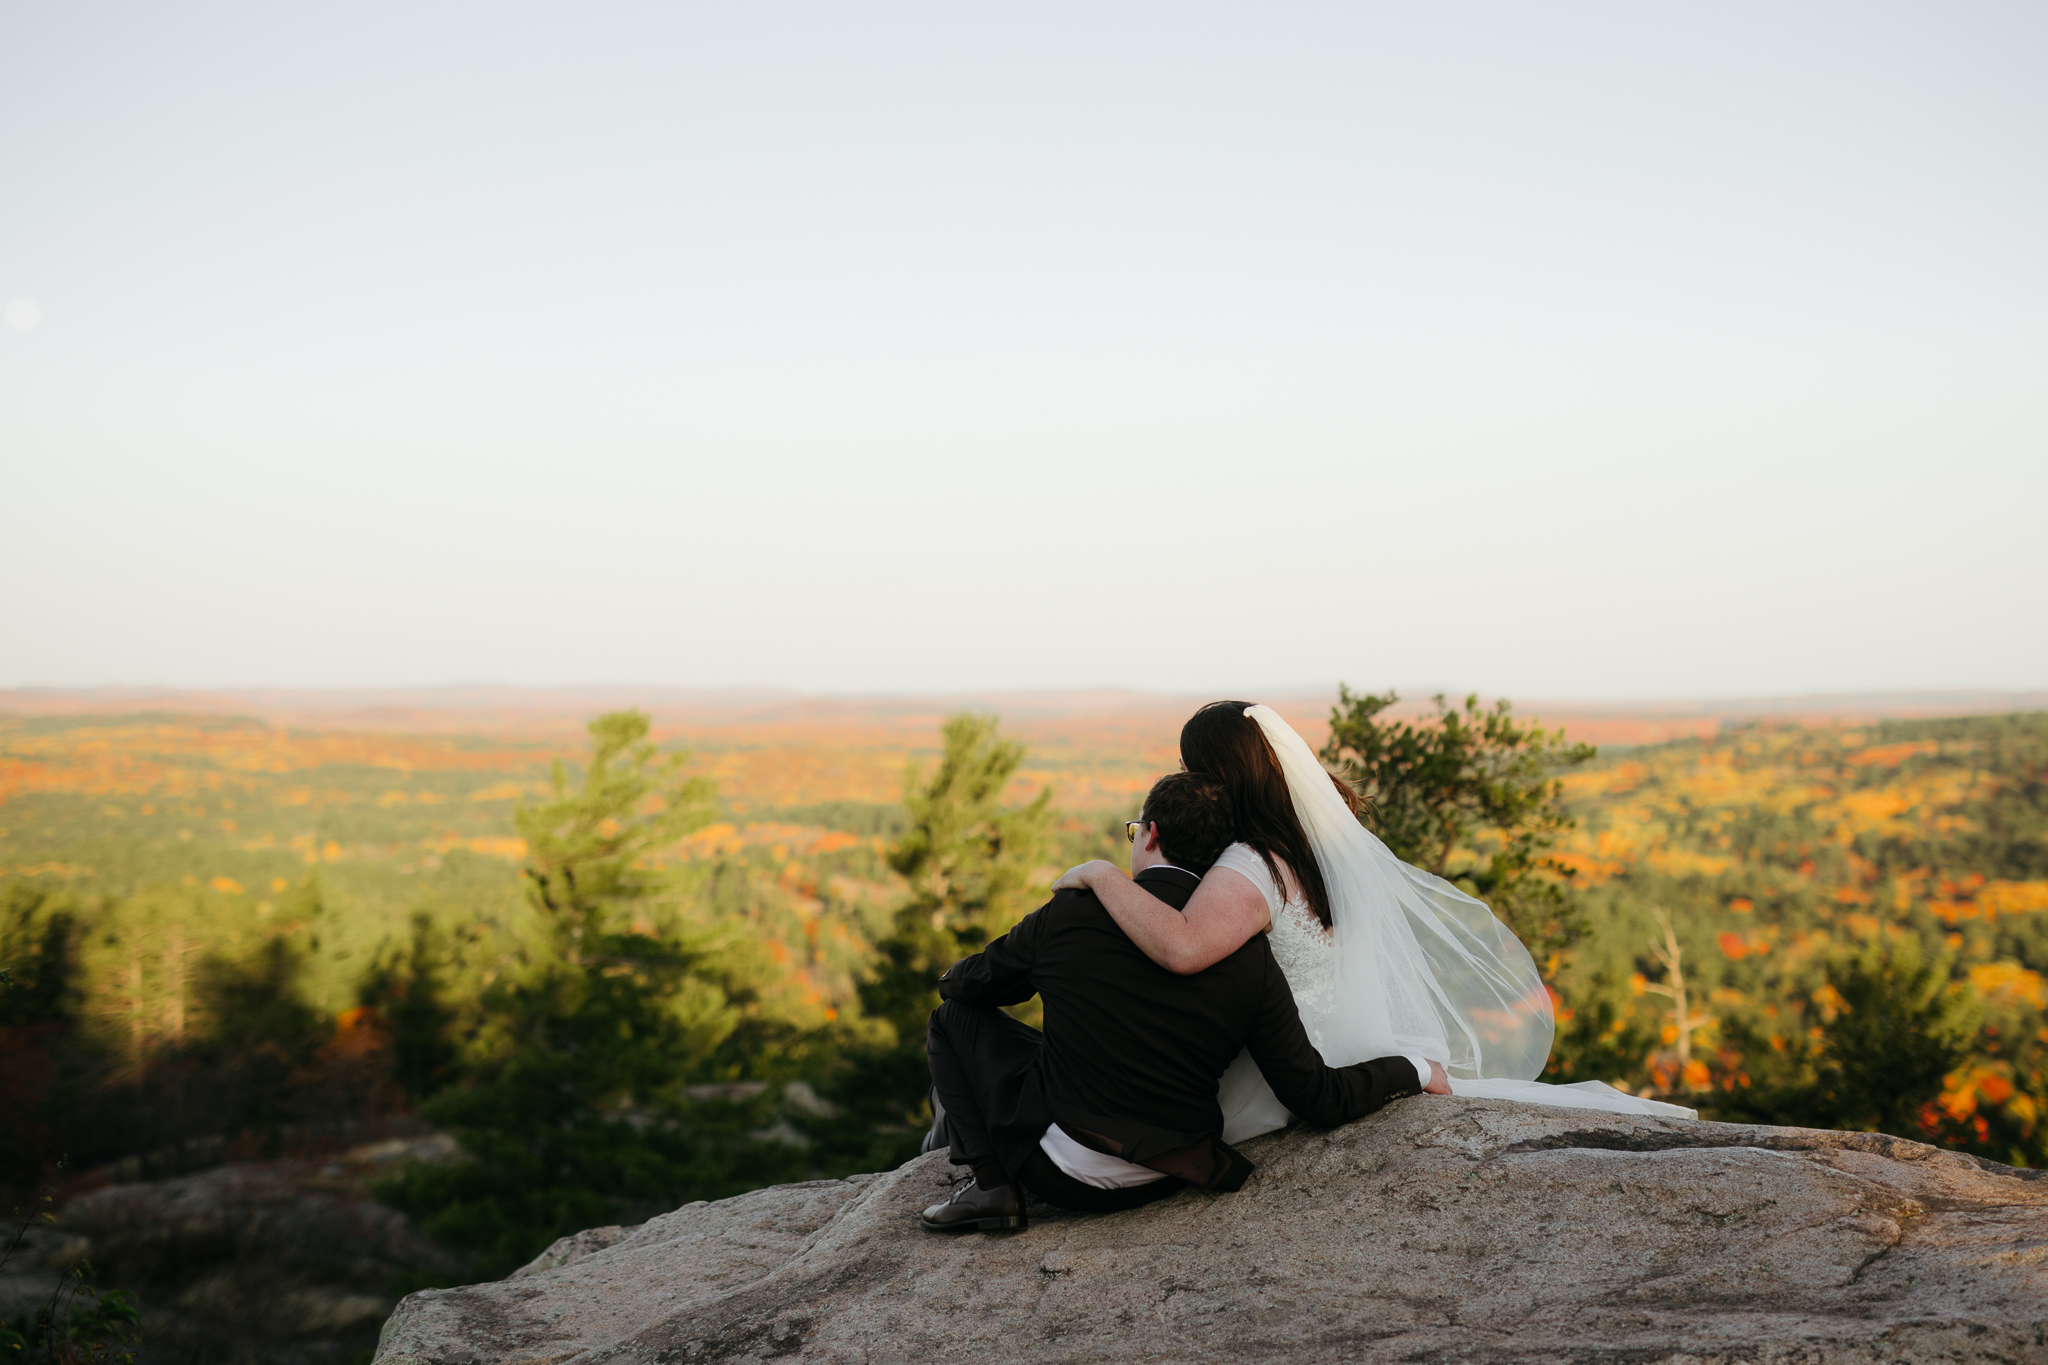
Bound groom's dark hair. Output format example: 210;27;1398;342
1139;772;1234;873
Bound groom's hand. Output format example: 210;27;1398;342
1425;1061;1451;1095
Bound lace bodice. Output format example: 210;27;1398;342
1268;898;1338;1053
1210;842;1337;1050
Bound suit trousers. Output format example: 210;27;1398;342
924;999;1041;1171
925;1000;1186;1213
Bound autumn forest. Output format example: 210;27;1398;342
3;691;2045;1357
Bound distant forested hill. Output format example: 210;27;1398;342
4;707;2045;1184
1548;711;2048;1162
0;715;960;1059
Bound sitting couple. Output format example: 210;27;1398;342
922;700;1692;1232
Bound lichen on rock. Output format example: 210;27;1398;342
374;1098;2048;1364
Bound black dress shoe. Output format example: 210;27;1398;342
919;1180;1027;1232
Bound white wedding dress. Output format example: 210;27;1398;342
1215;705;1694;1143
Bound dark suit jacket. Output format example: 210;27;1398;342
938;863;1423;1191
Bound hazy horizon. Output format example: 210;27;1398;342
8;679;2043;712
4;3;2043;697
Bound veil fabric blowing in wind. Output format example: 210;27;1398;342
1217;705;1694;1139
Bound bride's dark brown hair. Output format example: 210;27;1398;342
1180;700;1360;929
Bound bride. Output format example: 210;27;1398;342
1055;700;1693;1140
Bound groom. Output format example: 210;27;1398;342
921;770;1448;1232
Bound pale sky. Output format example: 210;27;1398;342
2;2;2042;699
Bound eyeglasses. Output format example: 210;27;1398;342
1124;820;1145;844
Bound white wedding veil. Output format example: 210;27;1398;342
1243;704;1554;1080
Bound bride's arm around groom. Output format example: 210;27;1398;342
918;772;1448;1233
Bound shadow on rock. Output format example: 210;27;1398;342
27;1135;465;1365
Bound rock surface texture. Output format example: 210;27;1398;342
375;1098;2048;1364
24;1135;466;1364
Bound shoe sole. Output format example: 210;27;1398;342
920;1213;1028;1232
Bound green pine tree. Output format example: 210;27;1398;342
377;710;793;1275
1712;931;1976;1139
861;713;1055;1046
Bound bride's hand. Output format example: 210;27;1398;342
1052;860;1119;892
1424;1060;1452;1096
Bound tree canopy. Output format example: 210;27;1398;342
1320;687;1596;969
862;712;1055;1046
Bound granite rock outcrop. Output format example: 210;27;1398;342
375;1097;2048;1364
14;1135;466;1363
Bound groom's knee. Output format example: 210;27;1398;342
925;999;964;1058
926;998;981;1043
927;999;1041;1065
